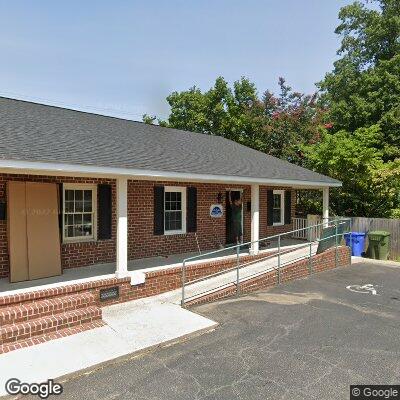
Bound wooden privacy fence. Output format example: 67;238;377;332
350;217;400;261
292;216;399;261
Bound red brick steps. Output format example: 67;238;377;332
0;320;105;354
0;292;96;325
0;291;103;354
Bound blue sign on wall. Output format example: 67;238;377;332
210;204;223;218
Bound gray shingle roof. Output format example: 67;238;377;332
0;97;340;186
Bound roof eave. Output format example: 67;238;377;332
0;159;342;188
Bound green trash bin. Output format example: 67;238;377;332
367;231;390;260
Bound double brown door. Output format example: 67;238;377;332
7;181;61;283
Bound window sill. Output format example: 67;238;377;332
63;238;97;245
164;231;187;236
273;222;284;227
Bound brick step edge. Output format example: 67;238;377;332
0;276;131;308
0;292;96;325
0;320;105;354
0;306;102;344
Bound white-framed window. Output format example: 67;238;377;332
63;184;97;242
164;186;186;235
273;190;285;226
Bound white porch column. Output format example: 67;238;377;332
322;187;329;227
250;184;260;255
116;177;129;278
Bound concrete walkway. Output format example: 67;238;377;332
0;298;217;397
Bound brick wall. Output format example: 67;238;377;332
259;186;295;240
127;180;253;259
0;173;296;279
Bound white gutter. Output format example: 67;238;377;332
0;159;342;188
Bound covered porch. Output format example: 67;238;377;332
0;236;308;295
0;167;333;297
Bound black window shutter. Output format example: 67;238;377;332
154;186;165;235
267;190;274;226
187;187;197;232
285;190;292;225
98;184;112;240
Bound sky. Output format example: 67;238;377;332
0;0;354;121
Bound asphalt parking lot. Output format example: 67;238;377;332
34;260;400;399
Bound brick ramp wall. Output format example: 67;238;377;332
0;250;278;308
185;246;351;306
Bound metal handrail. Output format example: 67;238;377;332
181;217;351;306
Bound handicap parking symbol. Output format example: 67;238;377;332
346;284;378;295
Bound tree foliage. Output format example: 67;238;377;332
318;0;400;160
303;125;399;217
144;77;325;166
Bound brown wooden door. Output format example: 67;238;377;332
7;181;29;283
7;181;61;282
26;182;61;280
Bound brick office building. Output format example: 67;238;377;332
0;97;343;352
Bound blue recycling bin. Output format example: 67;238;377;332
344;232;366;256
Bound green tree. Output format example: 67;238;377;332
318;0;400;160
303;125;399;217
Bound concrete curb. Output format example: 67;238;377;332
352;256;400;267
56;322;218;384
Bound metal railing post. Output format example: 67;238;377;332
349;218;353;265
277;235;281;284
181;261;186;307
236;244;240;296
335;220;338;268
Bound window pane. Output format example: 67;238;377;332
83;214;92;224
65;190;74;201
84;201;92;212
75;190;83;201
64;214;73;226
83;190;93;212
84;190;92;201
273;209;281;223
74;214;82;227
273;194;281;208
75;201;83;212
165;211;182;231
83;224;92;236
74;226;83;237
67;226;74;238
65;201;74;212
